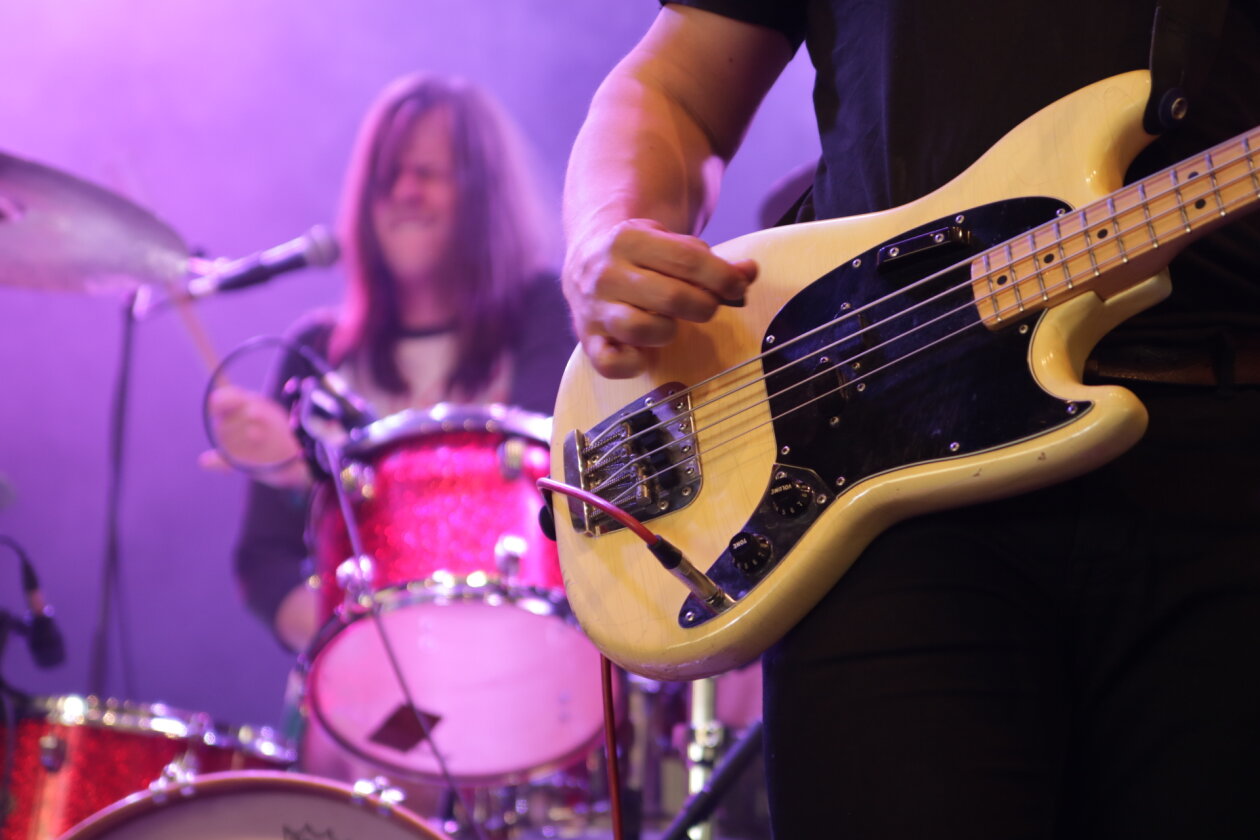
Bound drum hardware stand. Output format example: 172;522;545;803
300;393;490;840
149;711;212;801
661;719;764;840
682;677;723;840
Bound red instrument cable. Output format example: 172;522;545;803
536;476;664;840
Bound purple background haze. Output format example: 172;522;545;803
0;1;818;732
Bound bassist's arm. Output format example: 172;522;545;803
561;4;794;378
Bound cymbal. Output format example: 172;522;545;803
0;151;188;295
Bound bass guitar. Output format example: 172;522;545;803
549;70;1260;681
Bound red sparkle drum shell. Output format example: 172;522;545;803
0;696;292;840
301;405;606;786
57;770;448;839
307;404;563;621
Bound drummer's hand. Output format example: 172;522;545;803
199;384;311;489
274;581;321;654
562;218;757;379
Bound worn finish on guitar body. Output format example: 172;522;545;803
552;71;1171;680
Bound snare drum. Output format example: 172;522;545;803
0;695;292;840
59;771;447;839
302;405;605;785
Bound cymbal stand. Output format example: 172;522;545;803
297;385;487;840
88;293;145;699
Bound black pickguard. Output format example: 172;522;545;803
679;197;1087;627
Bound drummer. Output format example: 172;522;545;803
203;72;573;652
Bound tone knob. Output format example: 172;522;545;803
728;532;773;575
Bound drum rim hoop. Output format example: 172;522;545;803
344;403;552;457
19;695;295;764
57;769;442;839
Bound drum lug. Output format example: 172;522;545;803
149;754;200;800
498;436;526;480
350;775;406;810
335;554;377;613
38;734;66;772
338;460;375;503
494;534;528;579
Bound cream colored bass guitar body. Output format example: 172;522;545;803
550;70;1260;681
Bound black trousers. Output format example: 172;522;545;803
763;384;1260;839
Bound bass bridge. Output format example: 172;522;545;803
561;383;702;535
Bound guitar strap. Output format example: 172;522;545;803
1143;0;1231;134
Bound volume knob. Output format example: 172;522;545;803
768;476;813;518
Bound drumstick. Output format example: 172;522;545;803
171;294;228;384
170;256;230;386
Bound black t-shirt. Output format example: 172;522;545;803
666;0;1260;332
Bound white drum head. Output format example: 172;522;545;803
308;594;606;783
60;771;447;839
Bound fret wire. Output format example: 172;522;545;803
1169;167;1193;233
1052;215;1075;289
1136;182;1160;248
980;251;1001;322
1080;208;1102;278
1205;150;1227;217
1245;135;1260;194
1027;231;1050;301
1106;196;1129;263
1004;242;1026;313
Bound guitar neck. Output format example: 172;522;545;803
972;126;1260;327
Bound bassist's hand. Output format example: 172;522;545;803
562;218;757;379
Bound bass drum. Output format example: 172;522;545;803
58;771;449;839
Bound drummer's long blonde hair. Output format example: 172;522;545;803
330;73;550;398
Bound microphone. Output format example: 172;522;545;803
306;368;378;429
184;224;340;300
20;557;65;669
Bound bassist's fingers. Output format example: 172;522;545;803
583;333;652;379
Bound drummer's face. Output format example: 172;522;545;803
372;105;459;289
